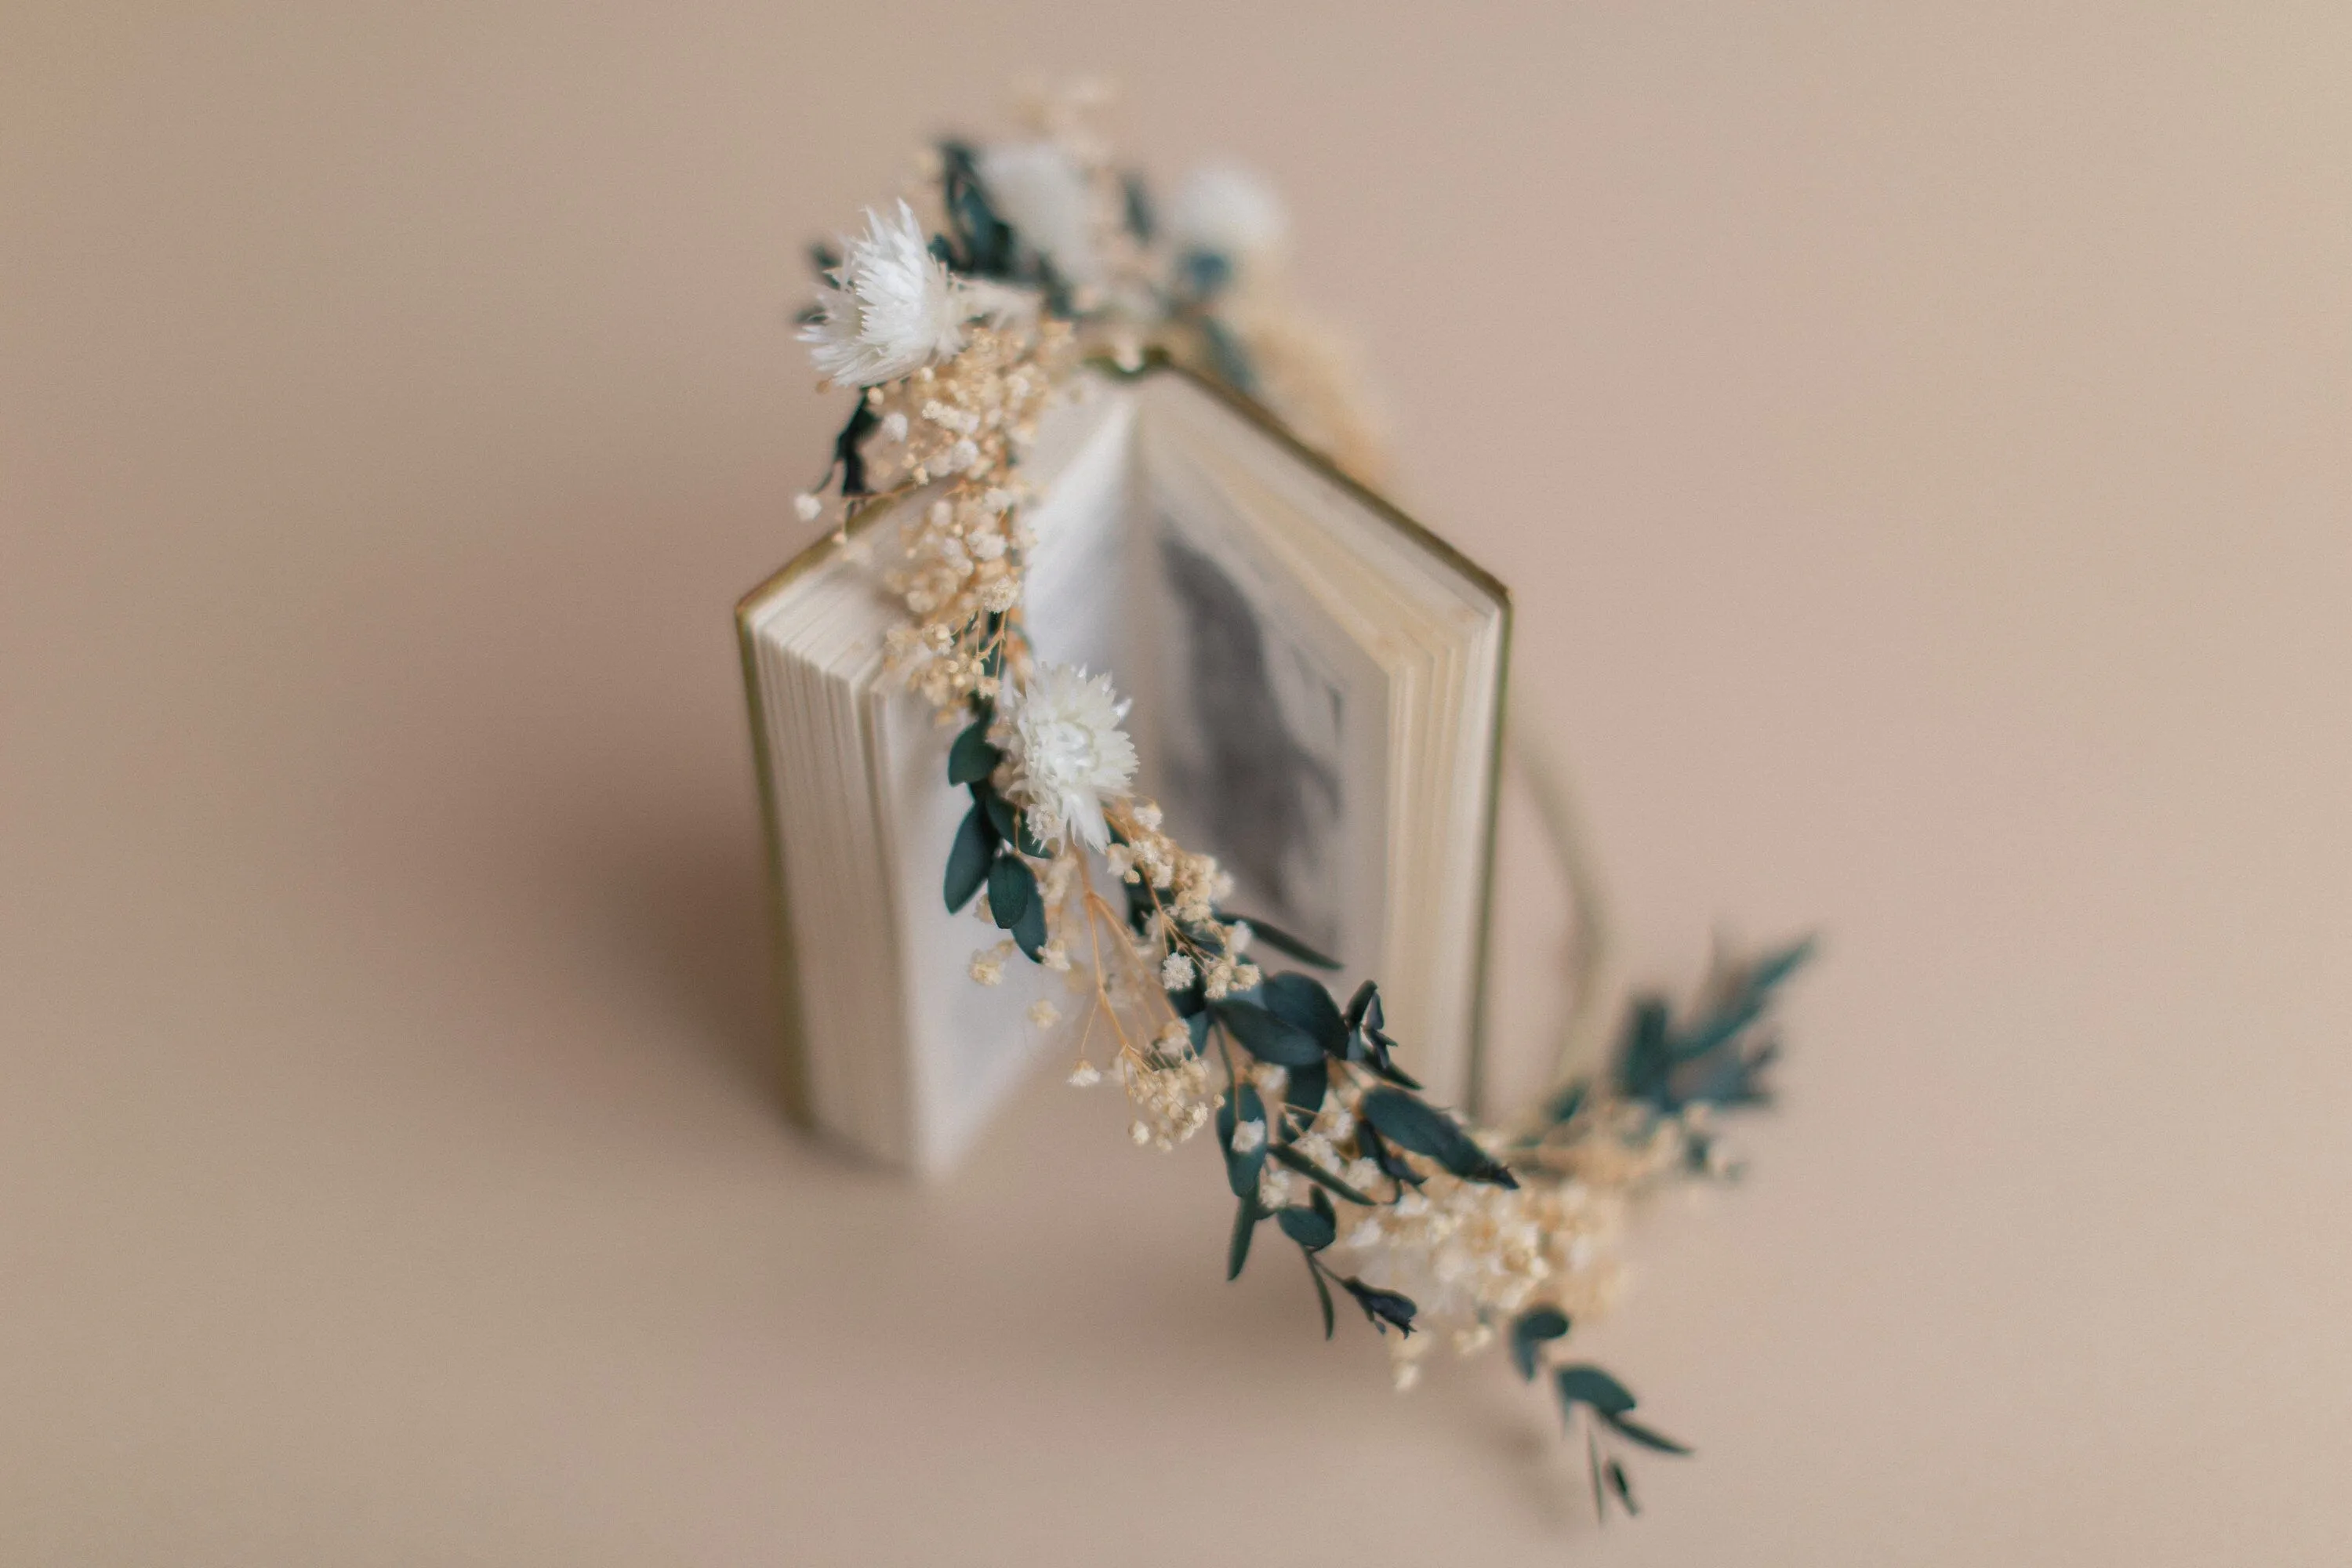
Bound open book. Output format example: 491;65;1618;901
738;366;1510;1171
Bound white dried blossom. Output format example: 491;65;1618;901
968;947;1006;985
800;201;977;387
1027;999;1061;1029
880;410;909;442
1160;952;1195;989
1230;1117;1266;1154
1067;1061;1101;1087
978;140;1104;286
994;663;1137;851
1167;162;1289;271
793;492;823;522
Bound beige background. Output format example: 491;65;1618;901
5;3;2349;1563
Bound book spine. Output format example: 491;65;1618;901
736;598;815;1128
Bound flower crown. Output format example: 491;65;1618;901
786;87;1809;1521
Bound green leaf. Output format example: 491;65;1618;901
1120;169;1155;241
1354;1120;1418;1188
1358;1087;1518;1188
1266;1142;1374;1205
979;788;1047;858
1342;978;1381;1033
832;397;878;496
1509;1306;1571;1382
1262;972;1347;1056
1339;1276;1417;1336
1357;1022;1419;1088
1229;913;1341;970
1281;1061;1327;1134
1277;1202;1334;1252
988;855;1034;931
1747;935;1817;995
1308;1256;1334;1339
1226;1192;1262;1280
1606;1459;1639;1515
1010;879;1047;960
1553;1364;1638;1417
947;719;999;786
1217;1083;1268;1199
1601;1412;1691;1456
1197;313;1257;394
943;805;993;913
1212;1000;1323;1067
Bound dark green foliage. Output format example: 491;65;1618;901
1339;1277;1417;1336
988;855;1033;929
1276;1191;1335;1251
943;805;995;913
1120;171;1154;241
988;855;1045;958
976;786;1047;858
1554;1364;1690;1454
1610;938;1813;1116
1606;1460;1638;1515
1338;982;1417;1085
1261;972;1347;1057
1354;1118;1419;1188
1509;1306;1571;1382
1217;1083;1268;1199
808;240;841;276
1602;1414;1691;1456
1177;248;1233;299
1552;1366;1636;1415
1359;1088;1519;1189
832;397;878;496
1227;1192;1262;1281
935;140;1016;278
1280;1061;1327;1134
1231;913;1341;971
1308;1254;1335;1338
1009;881;1047;959
1212;1000;1323;1068
1355;1021;1421;1089
947;717;999;785
1197;314;1257;394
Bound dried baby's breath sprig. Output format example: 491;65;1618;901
786;93;1813;1524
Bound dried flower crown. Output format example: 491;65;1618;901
786;87;1809;1521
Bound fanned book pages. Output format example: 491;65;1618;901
739;366;1509;1171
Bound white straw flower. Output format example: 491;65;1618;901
1167;162;1289;270
995;663;1137;852
978;141;1104;286
799;201;973;387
